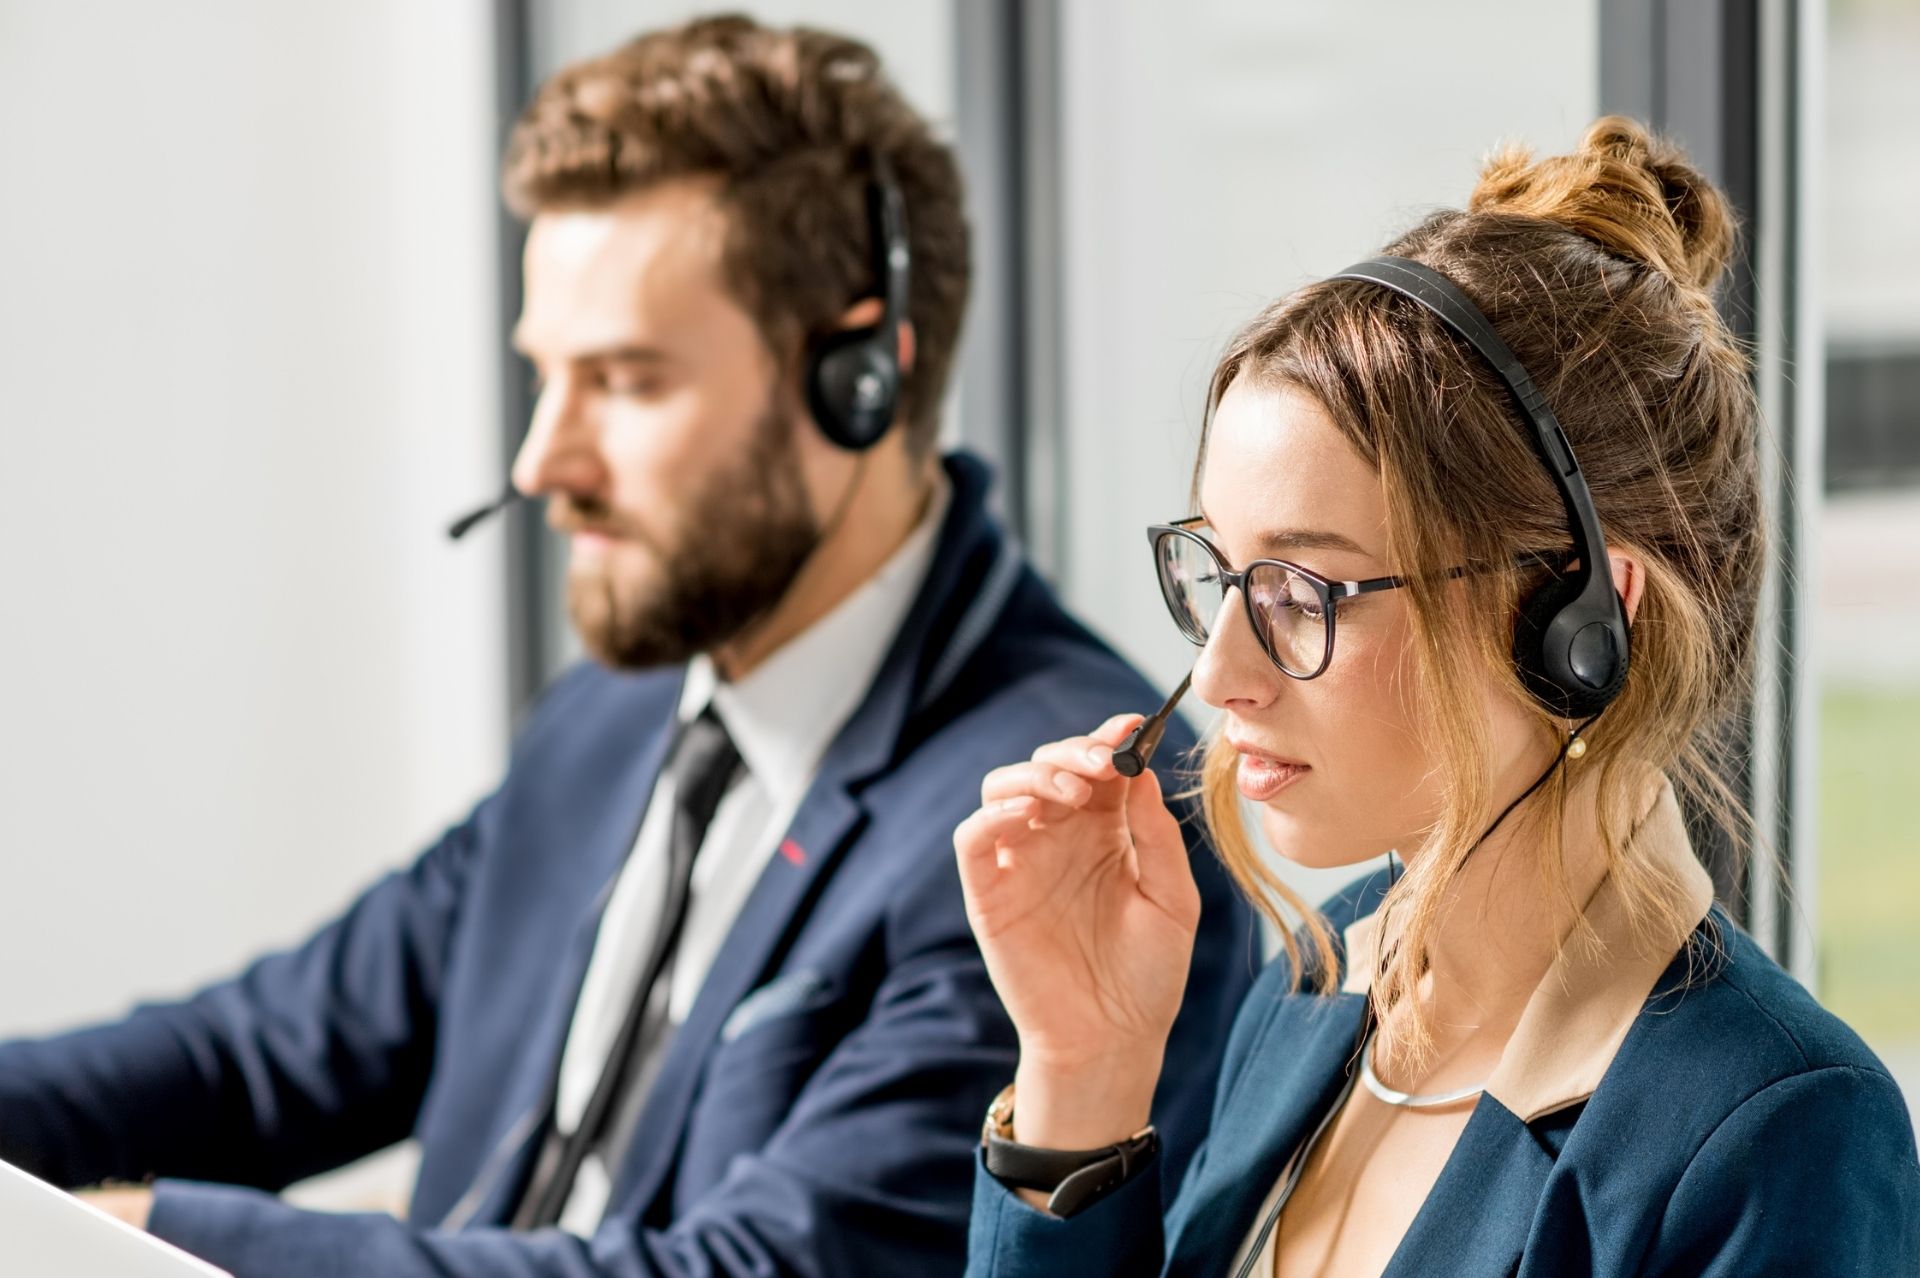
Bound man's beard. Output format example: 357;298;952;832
557;403;820;671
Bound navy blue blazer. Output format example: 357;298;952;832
0;453;1255;1278
970;800;1920;1276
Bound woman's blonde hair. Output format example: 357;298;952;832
1197;117;1762;1063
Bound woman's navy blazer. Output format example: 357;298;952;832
968;780;1920;1276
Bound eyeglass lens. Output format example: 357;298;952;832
1154;530;1330;676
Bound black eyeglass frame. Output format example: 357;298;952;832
1148;517;1563;680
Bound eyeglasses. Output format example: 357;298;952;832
1148;518;1558;680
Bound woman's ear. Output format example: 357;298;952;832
1608;549;1646;625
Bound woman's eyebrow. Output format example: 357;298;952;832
1257;528;1370;556
1195;506;1372;558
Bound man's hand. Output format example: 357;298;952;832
78;1185;153;1230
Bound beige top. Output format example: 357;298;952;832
1233;778;1717;1274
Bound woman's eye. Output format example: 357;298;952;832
1275;590;1324;620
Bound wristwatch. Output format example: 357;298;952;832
980;1083;1161;1218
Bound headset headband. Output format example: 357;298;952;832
869;152;909;347
1331;258;1606;593
1331;256;1629;713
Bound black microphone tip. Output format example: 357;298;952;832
447;485;524;541
1112;720;1163;777
1109;671;1193;778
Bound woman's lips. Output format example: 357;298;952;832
1231;744;1310;802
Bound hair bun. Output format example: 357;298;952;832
1468;115;1736;293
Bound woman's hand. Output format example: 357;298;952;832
955;714;1203;1151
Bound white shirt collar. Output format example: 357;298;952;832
677;473;952;807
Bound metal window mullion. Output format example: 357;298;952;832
493;0;547;725
1786;0;1825;991
1745;0;1789;979
952;0;1026;534
1747;0;1818;984
1601;0;1814;970
953;0;1066;576
1017;0;1066;582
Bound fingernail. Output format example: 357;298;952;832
1087;745;1113;769
997;797;1032;813
1053;774;1082;798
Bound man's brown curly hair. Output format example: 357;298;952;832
502;14;970;457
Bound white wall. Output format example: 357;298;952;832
0;2;507;1041
1054;0;1599;903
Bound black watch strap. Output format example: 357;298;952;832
984;1127;1160;1218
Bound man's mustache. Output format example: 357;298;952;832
547;496;648;542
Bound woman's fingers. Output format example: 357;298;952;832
1027;715;1148;772
954;799;1040;864
966;714;1161;876
955;802;1044;883
982;760;1095;808
1092;713;1149;747
1030;736;1117;779
981;716;1151;808
1125;769;1201;921
955;793;1080;853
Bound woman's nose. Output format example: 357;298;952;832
1191;590;1282;715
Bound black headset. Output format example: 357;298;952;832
805;152;911;452
1331;256;1630;718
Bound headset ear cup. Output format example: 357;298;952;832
804;330;858;449
806;329;897;452
1513;573;1580;713
1513;573;1627;718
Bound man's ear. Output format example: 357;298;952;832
1608;548;1646;624
831;297;915;372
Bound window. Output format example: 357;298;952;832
1815;0;1920;1123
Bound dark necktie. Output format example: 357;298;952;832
515;706;743;1230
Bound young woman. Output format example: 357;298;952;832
955;118;1920;1276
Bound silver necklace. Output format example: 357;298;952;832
1359;1034;1489;1109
